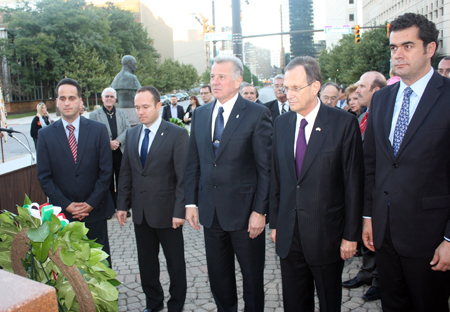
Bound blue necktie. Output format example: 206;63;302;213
140;129;150;168
213;106;224;157
393;87;413;157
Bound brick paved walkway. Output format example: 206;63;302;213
108;217;382;312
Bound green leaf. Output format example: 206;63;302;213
65;287;75;309
0;212;15;226
49;215;62;234
23;195;32;206
27;222;50;243
107;279;121;287
31;233;52;262
17;206;40;228
81;243;90;261
93;296;119;312
0;223;20;237
88;279;118;301
60;247;76;267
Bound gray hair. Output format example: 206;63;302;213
239;81;251;92
102;87;117;97
285;56;322;85
320;82;340;93
274;74;284;81
213;55;243;80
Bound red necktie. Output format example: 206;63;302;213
67;124;77;163
360;113;368;135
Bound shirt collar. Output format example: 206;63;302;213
61;115;80;130
297;97;320;121
398;67;434;98
216;92;239;112
141;117;162;134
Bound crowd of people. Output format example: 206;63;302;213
31;12;450;312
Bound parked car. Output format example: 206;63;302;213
181;92;189;100
175;93;183;101
160;95;170;106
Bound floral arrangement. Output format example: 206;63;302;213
169;117;190;134
0;196;120;312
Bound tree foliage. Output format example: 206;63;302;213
153;58;199;94
319;27;390;85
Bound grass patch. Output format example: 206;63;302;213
7;107;59;119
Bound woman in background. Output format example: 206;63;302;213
183;95;200;131
30;102;53;147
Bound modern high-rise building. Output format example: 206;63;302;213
289;0;315;58
362;0;449;56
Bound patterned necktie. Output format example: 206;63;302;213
393;87;413;157
67;124;77;163
281;103;287;114
360;112;368;135
213;106;224;157
295;119;308;178
140;129;150;168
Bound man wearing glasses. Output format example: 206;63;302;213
90;87;131;216
269;56;364;311
320;82;340;108
199;85;214;104
438;56;450;78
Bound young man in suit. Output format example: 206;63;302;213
264;74;288;119
116;86;188;312
162;95;184;121
363;13;450;311
185;55;272;312
37;78;114;265
89;87;131;213
269;56;364;312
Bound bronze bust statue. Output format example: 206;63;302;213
111;55;141;108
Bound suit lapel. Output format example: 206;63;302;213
204;102;215;159
283;112;298;184
76;117;90;168
98;109;112;137
144;121;168;170
298;104;328;183
128;126;143;170
215;95;246;159
396;72;443;158
381;84;399;161
54;119;76;166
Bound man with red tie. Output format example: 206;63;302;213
342;71;386;301
37;78;114;265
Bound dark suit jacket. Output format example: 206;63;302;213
162;105;184;121
364;71;450;258
185;94;273;231
117;120;189;228
270;103;364;265
37;117;114;223
264;99;281;120
255;99;264;104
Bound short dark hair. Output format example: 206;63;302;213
56;78;82;98
442;56;450;61
135;86;161;106
320;82;340;93
200;85;211;93
390;13;439;60
371;77;387;90
285;56;322;85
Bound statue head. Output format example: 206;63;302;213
122;55;137;74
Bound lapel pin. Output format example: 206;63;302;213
316;127;321;131
161;132;164;136
236;114;239;118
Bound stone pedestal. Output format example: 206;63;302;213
0;270;58;311
121;107;139;127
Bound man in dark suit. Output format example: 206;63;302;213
185;55;272;312
116;86;188;312
269;56;364;312
363;13;450;312
264;74;288;119
89;87;131;213
37;78;114;265
162;95;184;121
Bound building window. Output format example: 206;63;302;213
429;12;433;20
431;3;433;9
349;14;355;21
435;10;438;18
349;0;354;4
441;7;444;16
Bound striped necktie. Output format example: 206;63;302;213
67;124;77;163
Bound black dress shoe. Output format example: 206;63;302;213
362;286;381;302
143;306;163;312
342;276;371;289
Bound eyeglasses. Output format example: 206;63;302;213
322;96;338;101
104;95;115;98
281;84;312;93
200;92;211;95
438;69;450;75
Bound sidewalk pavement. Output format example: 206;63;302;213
108;217;382;312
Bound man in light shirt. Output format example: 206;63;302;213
363;13;450;311
264;74;289;119
269;56;364;312
185;55;272;312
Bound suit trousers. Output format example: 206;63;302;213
86;219;111;267
110;149;122;209
134;219;186;311
280;218;344;312
376;211;450;312
356;246;378;287
204;212;265;312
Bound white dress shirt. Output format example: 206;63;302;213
170;105;179;120
294;98;321;156
278;101;288;115
211;92;239;137
138;117;162;155
388;67;434;145
61;115;80;142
